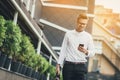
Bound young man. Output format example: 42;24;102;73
56;13;95;80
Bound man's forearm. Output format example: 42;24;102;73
56;64;60;74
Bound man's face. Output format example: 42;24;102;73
76;18;88;32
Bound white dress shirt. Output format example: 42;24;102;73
57;30;95;65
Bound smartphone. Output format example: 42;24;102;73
79;44;84;47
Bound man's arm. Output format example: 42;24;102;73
56;33;68;74
56;64;60;75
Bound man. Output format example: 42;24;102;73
56;13;95;80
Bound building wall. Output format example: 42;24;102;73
41;6;86;30
46;0;88;6
0;68;32;80
100;56;115;75
41;0;94;31
88;55;115;75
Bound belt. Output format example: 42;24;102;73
65;61;86;65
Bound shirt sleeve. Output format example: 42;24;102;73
86;36;95;57
57;33;68;65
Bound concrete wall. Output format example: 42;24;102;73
0;68;33;80
88;55;115;75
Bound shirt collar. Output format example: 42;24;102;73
73;29;85;34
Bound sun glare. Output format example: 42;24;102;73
95;0;120;13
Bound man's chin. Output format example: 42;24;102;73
77;30;84;32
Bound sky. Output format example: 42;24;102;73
95;0;120;13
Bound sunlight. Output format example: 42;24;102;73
95;0;120;13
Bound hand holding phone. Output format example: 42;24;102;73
78;44;88;55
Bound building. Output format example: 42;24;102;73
0;0;120;80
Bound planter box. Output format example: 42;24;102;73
10;61;21;72
4;57;12;70
25;67;33;77
31;70;36;78
35;72;40;79
0;53;7;67
18;63;23;73
20;64;27;75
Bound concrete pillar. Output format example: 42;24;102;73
36;30;43;54
21;0;23;2
31;0;36;18
13;11;18;25
87;0;95;33
26;0;30;11
47;55;52;80
36;39;41;54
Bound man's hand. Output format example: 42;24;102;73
78;46;88;55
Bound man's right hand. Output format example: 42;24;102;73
56;64;60;75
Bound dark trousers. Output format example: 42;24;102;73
62;61;87;80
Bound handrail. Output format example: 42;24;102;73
93;35;120;57
93;19;120;40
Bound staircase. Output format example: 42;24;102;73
93;19;120;71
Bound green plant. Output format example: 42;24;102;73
0;16;6;47
46;64;63;80
20;36;51;74
19;34;37;67
3;20;22;60
31;53;41;71
38;55;49;74
47;65;56;79
19;34;31;63
19;35;52;74
25;52;37;68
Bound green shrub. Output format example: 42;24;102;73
0;16;6;47
2;20;22;60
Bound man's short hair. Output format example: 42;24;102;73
77;13;89;21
